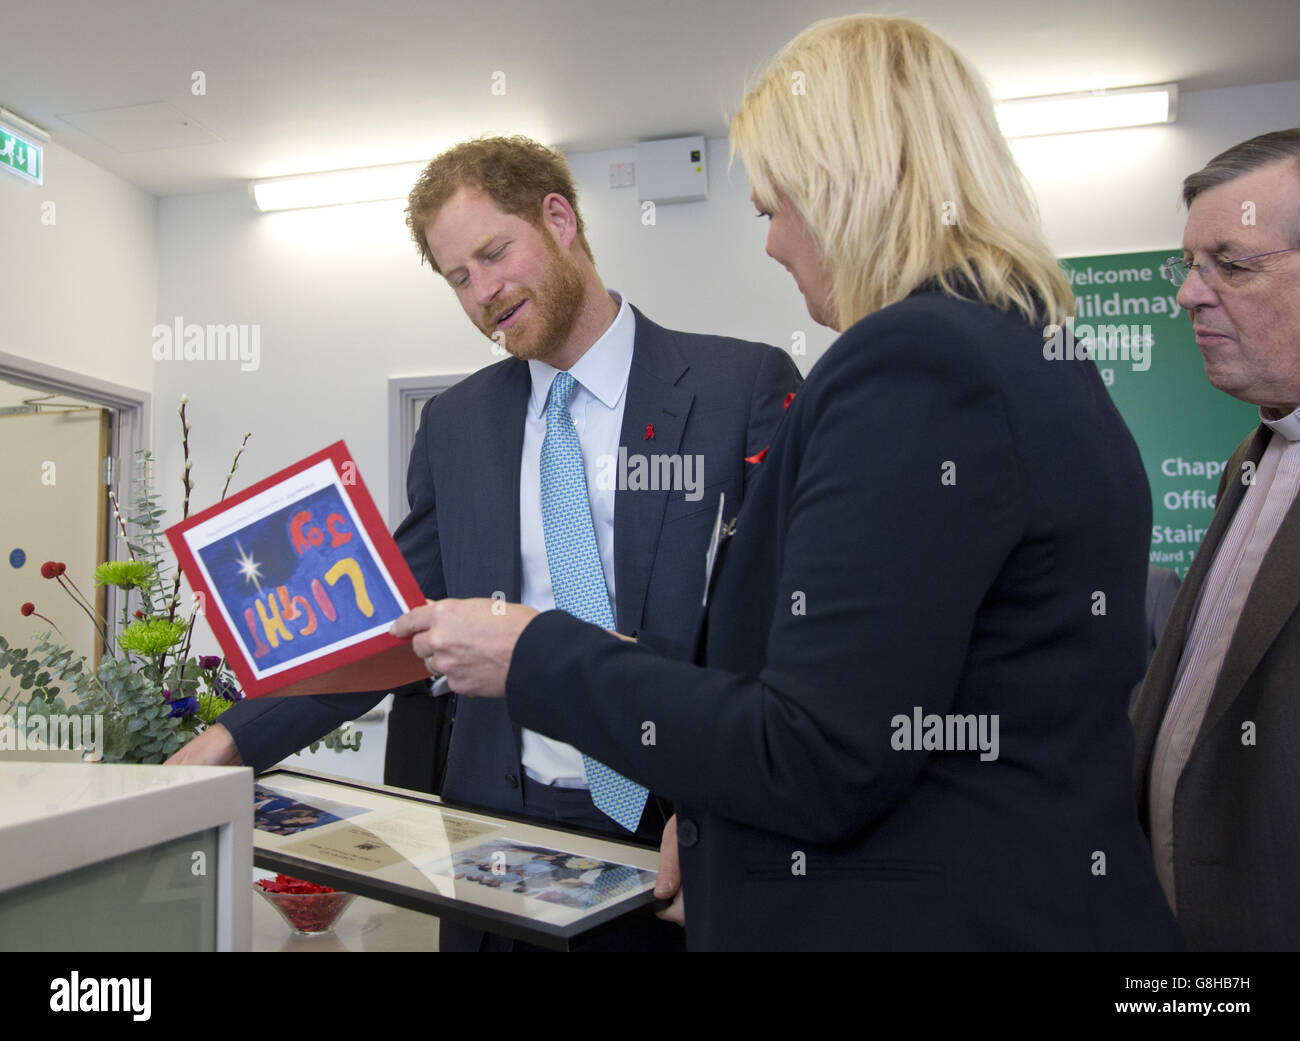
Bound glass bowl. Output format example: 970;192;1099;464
255;882;356;935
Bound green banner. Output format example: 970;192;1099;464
1060;250;1258;577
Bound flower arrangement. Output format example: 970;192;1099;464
0;398;361;763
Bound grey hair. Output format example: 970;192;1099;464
1182;128;1300;207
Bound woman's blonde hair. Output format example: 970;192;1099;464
730;15;1073;331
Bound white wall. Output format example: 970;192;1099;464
152;190;477;523
0;135;156;393
1015;78;1300;257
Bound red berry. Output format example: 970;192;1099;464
20;602;35;616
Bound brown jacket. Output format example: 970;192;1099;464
1132;424;1300;950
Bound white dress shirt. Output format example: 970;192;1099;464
517;291;636;786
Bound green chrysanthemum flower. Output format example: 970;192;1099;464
94;560;156;590
117;619;187;655
198;695;235;725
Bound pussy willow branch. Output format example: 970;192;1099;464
108;491;136;563
221;433;251;502
166;398;195;626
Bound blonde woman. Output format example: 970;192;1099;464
397;15;1185;950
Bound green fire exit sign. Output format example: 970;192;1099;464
0;124;43;184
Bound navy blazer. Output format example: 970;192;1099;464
507;290;1186;950
219;307;802;810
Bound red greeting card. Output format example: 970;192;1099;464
165;441;430;698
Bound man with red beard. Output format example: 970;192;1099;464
168;136;801;950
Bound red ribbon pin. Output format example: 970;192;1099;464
744;393;796;464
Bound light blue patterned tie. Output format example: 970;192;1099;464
539;370;648;833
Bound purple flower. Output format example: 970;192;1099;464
211;677;242;702
199;656;222;670
165;695;199;719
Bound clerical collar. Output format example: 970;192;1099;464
1261;405;1300;442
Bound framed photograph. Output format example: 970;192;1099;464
252;768;662;950
166;441;430;698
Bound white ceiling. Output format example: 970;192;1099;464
4;0;1300;197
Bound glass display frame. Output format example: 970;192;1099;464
253;767;662;950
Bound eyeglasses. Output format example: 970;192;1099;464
1161;247;1300;287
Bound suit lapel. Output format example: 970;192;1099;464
1197;428;1300;749
475;361;529;755
1131;425;1267;793
614;308;695;633
476;361;529;602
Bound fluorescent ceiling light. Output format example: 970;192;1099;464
251;161;426;211
995;84;1177;139
0;105;49;141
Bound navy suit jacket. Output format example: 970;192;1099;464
219;306;801;821
507;290;1187;951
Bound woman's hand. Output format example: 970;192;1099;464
390;598;538;698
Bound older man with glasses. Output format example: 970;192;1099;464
1132;127;1300;951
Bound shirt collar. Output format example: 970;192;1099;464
1260;405;1300;442
528;291;635;417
